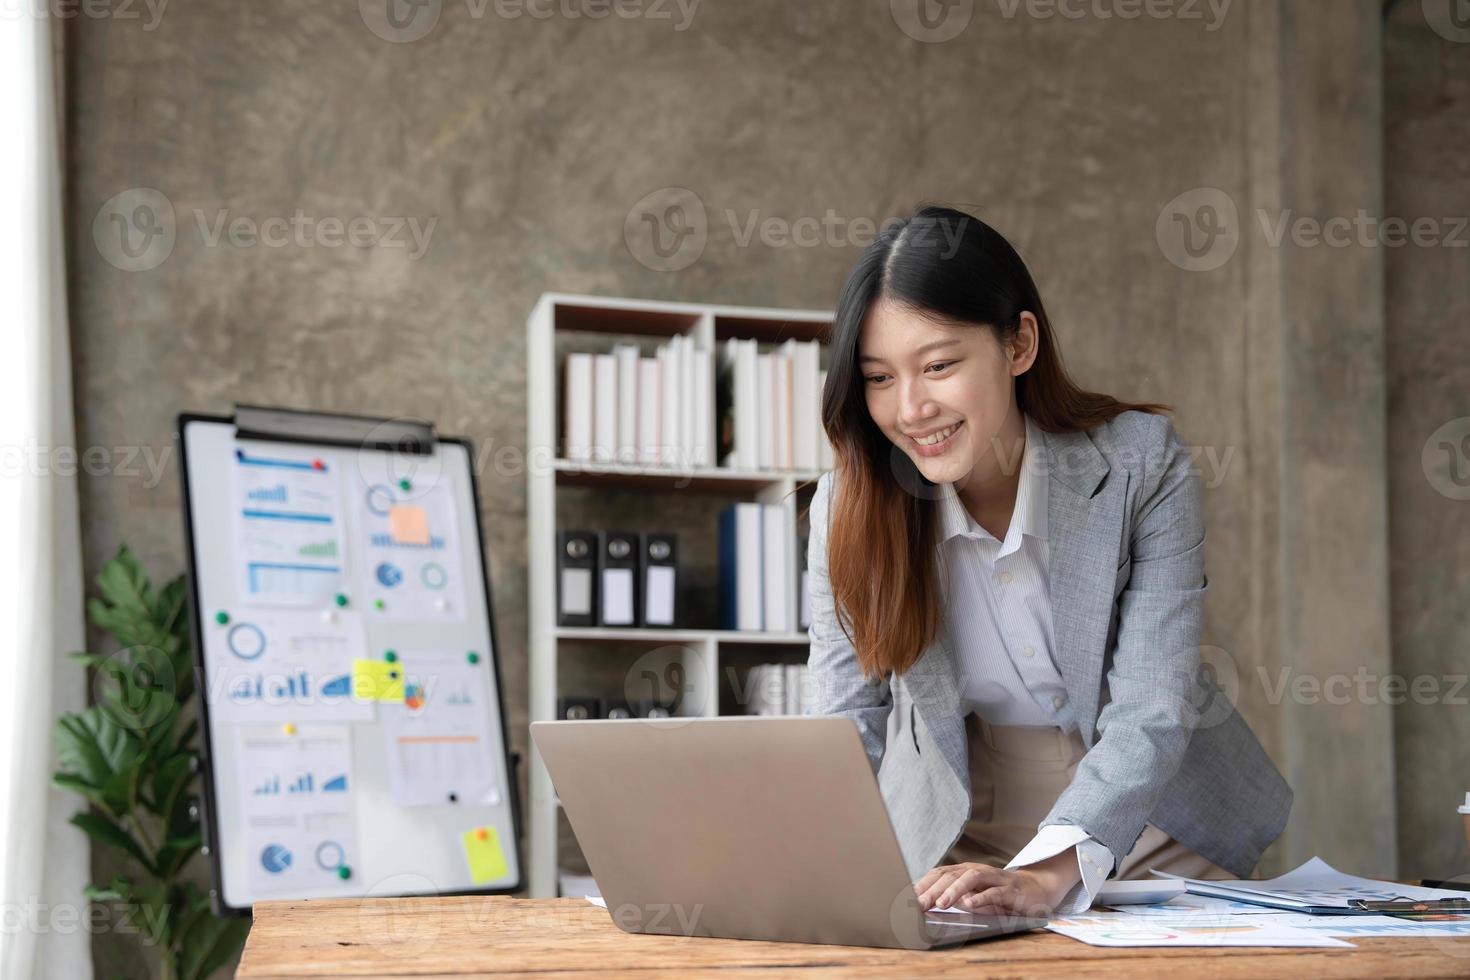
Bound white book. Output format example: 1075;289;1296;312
593;353;617;464
751;664;782;716
784;663;800;714
800;569;811;631
679;334;695;469
817;368;833;471
781;339;820;470
660;337;683;468
563;352;594;462
738;339;758;470
613;343;640;466
638;356;660;465
736;502;763;631
762;503;790;632
756;353;773;470
773;351;792;470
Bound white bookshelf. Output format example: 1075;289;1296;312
525;292;833;897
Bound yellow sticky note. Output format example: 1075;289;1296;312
461;826;508;885
389;504;431;545
352;659;404;702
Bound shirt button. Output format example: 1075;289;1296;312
1023;646;1036;658
1083;855;1095;866
999;571;1014;585
1052;694;1066;709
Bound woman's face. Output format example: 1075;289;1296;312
858;296;1036;488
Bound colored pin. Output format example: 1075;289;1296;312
214;610;229;625
398;478;412;491
283;723;296;736
385;650;398;663
448;792;459;803
334;593;348;607
475;828;488;841
466;651;480;665
337;865;351;880
312;458;324;471
374;599;385;610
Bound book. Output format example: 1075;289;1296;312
637;356;659;465
613;343;640;465
563;352;594;462
593;353;617;464
761;503;790;632
719;502;764;631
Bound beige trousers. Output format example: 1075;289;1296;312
940;712;1237;881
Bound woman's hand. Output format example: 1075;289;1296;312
914;847;1081;918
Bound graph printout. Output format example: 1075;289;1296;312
233;444;346;607
235;724;359;896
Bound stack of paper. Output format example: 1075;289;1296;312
563;336;712;468
1048;857;1470;948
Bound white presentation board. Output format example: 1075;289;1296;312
178;412;521;913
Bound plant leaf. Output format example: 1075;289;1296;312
55;708;143;812
177;909;251;980
70;812;157;876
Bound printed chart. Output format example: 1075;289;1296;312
236;724;359;896
206;611;371;723
234;445;345;607
356;482;466;621
382;651;500;807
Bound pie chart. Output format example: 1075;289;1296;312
261;844;292;874
375;562;403;587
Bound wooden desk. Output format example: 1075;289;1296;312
237;896;1470;978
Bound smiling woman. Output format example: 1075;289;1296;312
805;204;1289;922
820;205;1168;679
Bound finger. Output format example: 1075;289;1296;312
936;868;987;909
917;871;964;909
960;885;1012;915
913;868;947;894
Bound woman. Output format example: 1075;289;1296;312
805;205;1290;920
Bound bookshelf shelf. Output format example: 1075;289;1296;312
526;292;833;898
552;458;824;493
553;626;813;645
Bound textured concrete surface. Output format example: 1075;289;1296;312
1385;1;1470;882
61;0;1461;974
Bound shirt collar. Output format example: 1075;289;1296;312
936;412;1049;556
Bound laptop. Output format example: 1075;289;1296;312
530;715;1048;949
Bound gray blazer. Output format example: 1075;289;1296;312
806;410;1290;880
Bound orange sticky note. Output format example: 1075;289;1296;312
461;825;508;884
389;504;431;545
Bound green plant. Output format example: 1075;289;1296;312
53;545;249;980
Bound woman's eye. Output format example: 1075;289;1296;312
927;362;952;373
865;375;889;385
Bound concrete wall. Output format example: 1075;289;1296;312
62;0;1460;973
1385;0;1470;882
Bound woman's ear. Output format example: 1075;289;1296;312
1009;313;1041;376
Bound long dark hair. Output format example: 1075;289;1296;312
812;205;1169;679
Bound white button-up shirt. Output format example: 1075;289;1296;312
935;411;1111;914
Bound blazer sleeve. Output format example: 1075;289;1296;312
804;469;892;773
1039;414;1210;871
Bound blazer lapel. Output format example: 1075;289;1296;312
1041;426;1126;747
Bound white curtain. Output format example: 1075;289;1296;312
0;10;93;980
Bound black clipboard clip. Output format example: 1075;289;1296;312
233;404;436;455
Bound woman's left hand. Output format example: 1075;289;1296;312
914;848;1080;917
